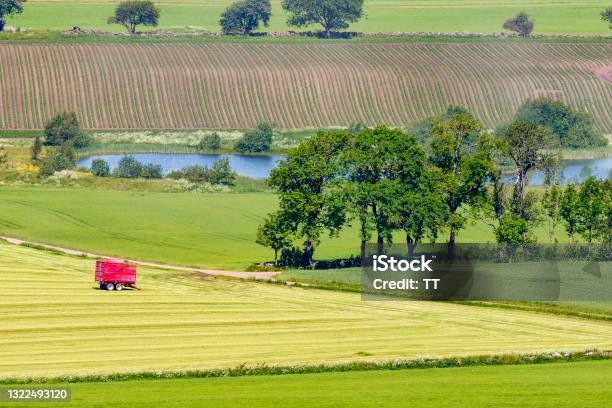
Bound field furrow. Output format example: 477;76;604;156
0;42;610;131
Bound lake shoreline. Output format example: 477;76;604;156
77;152;284;180
75;142;612;160
77;152;611;185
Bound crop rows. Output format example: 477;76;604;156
0;42;611;131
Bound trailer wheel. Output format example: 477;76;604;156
99;283;105;290
115;283;123;291
105;282;115;291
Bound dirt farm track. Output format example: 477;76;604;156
1;42;611;130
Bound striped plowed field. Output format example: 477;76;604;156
1;42;611;131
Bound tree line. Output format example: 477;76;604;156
256;105;611;267
2;1;612;36
89;154;236;185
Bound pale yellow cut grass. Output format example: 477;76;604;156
1;242;611;379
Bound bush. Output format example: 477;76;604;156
495;215;530;244
207;157;235;185
0;146;8;168
313;255;361;270
90;159;110;177
113;155;143;178
140;163;163;179
166;169;185;180
170;158;236;185
198;133;221;151
280;246;306;268
503;11;534;37
564;119;607;149
515;98;607;149
43;170;82;184
234;122;273;153
40;143;77;176
43;111;91;148
110;155;163;179
180;164;207;183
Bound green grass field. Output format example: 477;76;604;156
0;187;575;270
2;360;612;407
277;267;612;320
1;242;611;380
6;0;612;35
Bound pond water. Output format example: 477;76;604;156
501;157;612;185
78;153;611;184
77;153;284;180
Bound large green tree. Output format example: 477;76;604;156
429;112;495;253
268;130;350;265
220;0;271;35
389;169;448;257
484;167;508;229
575;177;607;244
341;126;435;258
0;0;26;32
407;106;472;144
256;212;291;265
598;179;612;244
499;120;558;222
542;184;562;243
281;0;363;37
514;98;606;149
108;0;160;34
560;183;579;243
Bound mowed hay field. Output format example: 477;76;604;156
1;241;612;379
4;362;612;407
6;0;612;34
0;41;611;131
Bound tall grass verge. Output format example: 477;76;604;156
3;350;609;384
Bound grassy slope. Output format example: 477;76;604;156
4;361;612;407
1;242;611;380
7;0;612;35
0;186;575;270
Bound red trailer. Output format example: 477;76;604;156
95;259;137;291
